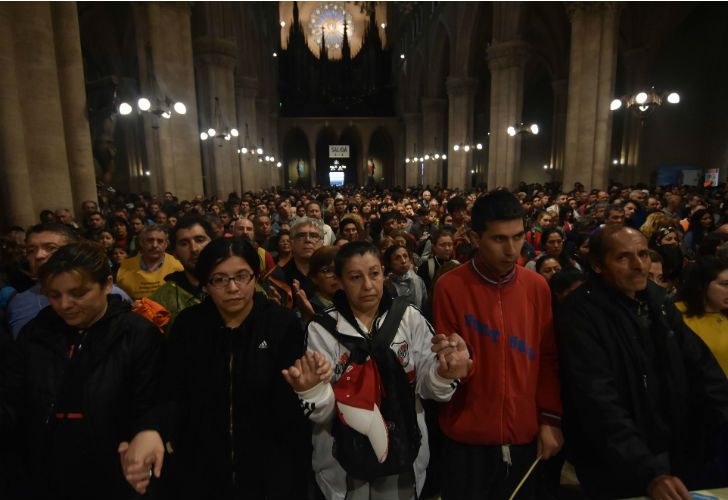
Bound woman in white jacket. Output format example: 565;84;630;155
283;241;471;500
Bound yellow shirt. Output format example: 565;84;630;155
116;254;184;299
676;301;728;377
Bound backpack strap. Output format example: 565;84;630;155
372;297;409;351
310;311;368;357
428;258;436;281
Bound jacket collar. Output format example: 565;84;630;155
331;289;393;338
470;254;517;286
30;295;130;365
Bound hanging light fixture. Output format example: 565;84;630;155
610;87;680;119
506;123;540;137
452;138;485;152
407;138;447;163
116;47;186;121
200;97;239;144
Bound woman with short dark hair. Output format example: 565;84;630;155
9;241;162;499
283;241;470;500
120;237;311;499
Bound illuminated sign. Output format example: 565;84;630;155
329;145;350;158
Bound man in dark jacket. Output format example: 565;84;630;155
557;225;728;499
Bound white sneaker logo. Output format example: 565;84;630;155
258;340;269;349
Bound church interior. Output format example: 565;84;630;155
1;1;727;227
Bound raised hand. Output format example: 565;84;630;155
282;351;332;392
431;333;472;380
292;279;315;322
118;430;165;494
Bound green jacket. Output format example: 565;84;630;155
149;273;203;332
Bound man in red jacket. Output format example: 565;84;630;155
433;190;563;500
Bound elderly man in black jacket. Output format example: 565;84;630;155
557;225;728;500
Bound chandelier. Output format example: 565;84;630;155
406;138;447;163
610;88;680;119
117;48;186;122
506;123;539;137
453;141;484;152
200;97;238;143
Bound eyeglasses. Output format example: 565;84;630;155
208;272;255;289
317;266;336;277
293;232;322;241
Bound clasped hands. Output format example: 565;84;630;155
430;333;472;380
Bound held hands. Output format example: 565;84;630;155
118;430;165;494
282;351;333;392
536;424;563;460
647;475;691;500
431;333;473;380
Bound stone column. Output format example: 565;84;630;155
235;76;258;195
421;97;447;186
487;40;530;190
446;77;478;190
51;2;98;214
13;3;76;218
403;112;421;187
0;4;35;228
562;3;621;192
550;79;569;178
193;35;238;200
137;3;204;200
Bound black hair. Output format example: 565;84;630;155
38;241;111;286
470;191;524;235
535;254;561;273
549;268;586;297
194;237;260;285
541;227;565;246
26;223;81;244
334;241;381;277
171;215;214;250
383;244;410;273
430;229;454;246
447;196;467;214
678;256;728;317
40;210;56;224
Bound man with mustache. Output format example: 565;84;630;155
557;225;728;499
148;216;213;327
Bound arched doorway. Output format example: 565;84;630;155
281;127;311;188
368;127;395;187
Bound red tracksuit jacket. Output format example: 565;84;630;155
433;257;562;445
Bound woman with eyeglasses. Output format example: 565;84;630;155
119;237;312;499
293;246;342;324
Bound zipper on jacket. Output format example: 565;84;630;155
498;287;506;445
642;373;648;390
229;350;236;487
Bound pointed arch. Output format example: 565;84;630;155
281;127;311;187
368;127;395;187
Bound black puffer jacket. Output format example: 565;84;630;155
157;293;311;500
557;277;728;498
11;295;162;499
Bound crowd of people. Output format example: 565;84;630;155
0;180;727;500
